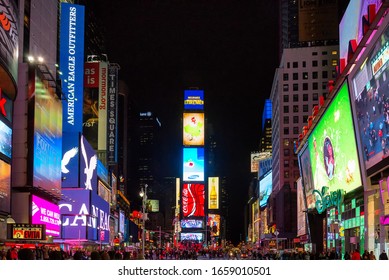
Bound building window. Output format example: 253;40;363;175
293;115;299;123
322;60;328;66
284;106;289;113
284;171;289;178
322;82;327;90
313;93;318;101
303;72;308;79
332;50;338;55
293;61;298;68
284;127;289;135
312;71;318;79
293;94;299;102
303;115;308;123
293;73;298;80
303;104;309;112
284;160;289;167
312;60;318;67
283;84;289;91
293;83;299;91
284;138;290;146
293;127;299;134
293;105;299;112
283;73;289;81
332;59;338;66
303;94;308;101
303;83;308;90
332;70;337;78
313;82;318;90
283;116;289;124
302;61;306;67
283;95;289;102
284;149;290;156
287;62;290;68
322;51;328;55
294;159;298;167
312;51;318;56
322;71;328;79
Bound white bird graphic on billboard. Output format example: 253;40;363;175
81;136;97;190
61;147;79;174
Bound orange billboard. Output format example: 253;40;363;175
183;113;204;146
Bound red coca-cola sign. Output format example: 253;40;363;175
182;183;205;217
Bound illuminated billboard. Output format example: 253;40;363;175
60;2;85;133
208;214;220;237
79;135;97;192
297;178;307;237
0;159;10;213
183;112;205;146
107;64;119;163
308;81;362;194
184;89;204;110
349;22;389;171
180;232;203;241
146;199;159;212
31;195;61;237
32;69;63;196
61;132;80;188
259;171;272;208
98;61;108;151
298;143;315;210
208;177;219;210
0;119;11;158
83;62;99;149
183;148;204;181
182;183;205;218
59;189;109;242
180;219;204;229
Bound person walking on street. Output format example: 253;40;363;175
379;250;388;260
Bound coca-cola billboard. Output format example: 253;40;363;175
182;183;205;218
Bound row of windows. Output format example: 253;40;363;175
283;93;319;102
286;54;338;69
283;70;331;81
283;82;331;91
283;103;318;114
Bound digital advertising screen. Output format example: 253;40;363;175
32;70;62;196
119;210;125;234
180;232;203;242
298;143;316;210
184;89;204;110
182;183;205;218
183;148;204;181
349;22;389;171
183;112;205;146
60;2;85;133
61;132;80;188
79;135;97;192
297;178;307;237
31;195;61;237
0;119;12;158
180;219;204;229
146;199;159;212
0;159;11;213
308;81;362;194
259;171;272;208
208;177;219;210
208;214;220;237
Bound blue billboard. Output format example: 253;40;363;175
60;3;85;133
184;90;204;110
183;147;205;181
61;132;80;188
259;171;272;207
80;135;97;192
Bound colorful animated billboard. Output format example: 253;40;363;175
259;171;272;208
183;148;204;181
31;195;61;237
182;183;205;218
184;89;204;110
0;159;10;213
183;112;205;146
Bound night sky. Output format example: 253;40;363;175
90;0;279;244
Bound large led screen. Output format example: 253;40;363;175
60;2;85;133
183;148;204;181
180;232;203;242
79;135;97;192
208;177;219;210
298;143;315;209
208;214;220;237
184;89;204;110
61;132;80;188
31;195;60;237
182;183;205;218
183;112;204;146
180;219;204;229
259;171;272;207
350;23;389;170
33;70;62;196
308;82;362;194
0;119;11;158
0;159;10;213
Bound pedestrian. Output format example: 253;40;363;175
369;251;376;260
379;250;388;260
351;249;361;260
10;247;18;260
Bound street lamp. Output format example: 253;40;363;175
139;184;148;259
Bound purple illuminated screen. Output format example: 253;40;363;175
31;195;61;237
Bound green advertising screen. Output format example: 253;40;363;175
308;81;362;194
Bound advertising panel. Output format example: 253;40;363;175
208;177;219;210
208;213;220;237
59;189;109;242
297;178;307;237
111;173;117;206
0;118;11;158
259;155;272;178
182;183;205;218
350;23;389;170
0;0;18;98
98;180;111;204
98;61;108;151
107;64;119;163
9;224;45;240
250;152;260;173
298;143;315;209
0;88;13;122
308;81;362;194
259;171;272;208
32;69;63;196
183;148;204;181
180;232;203;241
184;89;204;110
146;199;159;212
180;219;204;229
0;159;10;213
61;132;80;188
60;2;85;133
183;112;205;146
119;210;125;235
31;195;61;237
79;135;97;192
339;0;382;65
83;62;99;149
